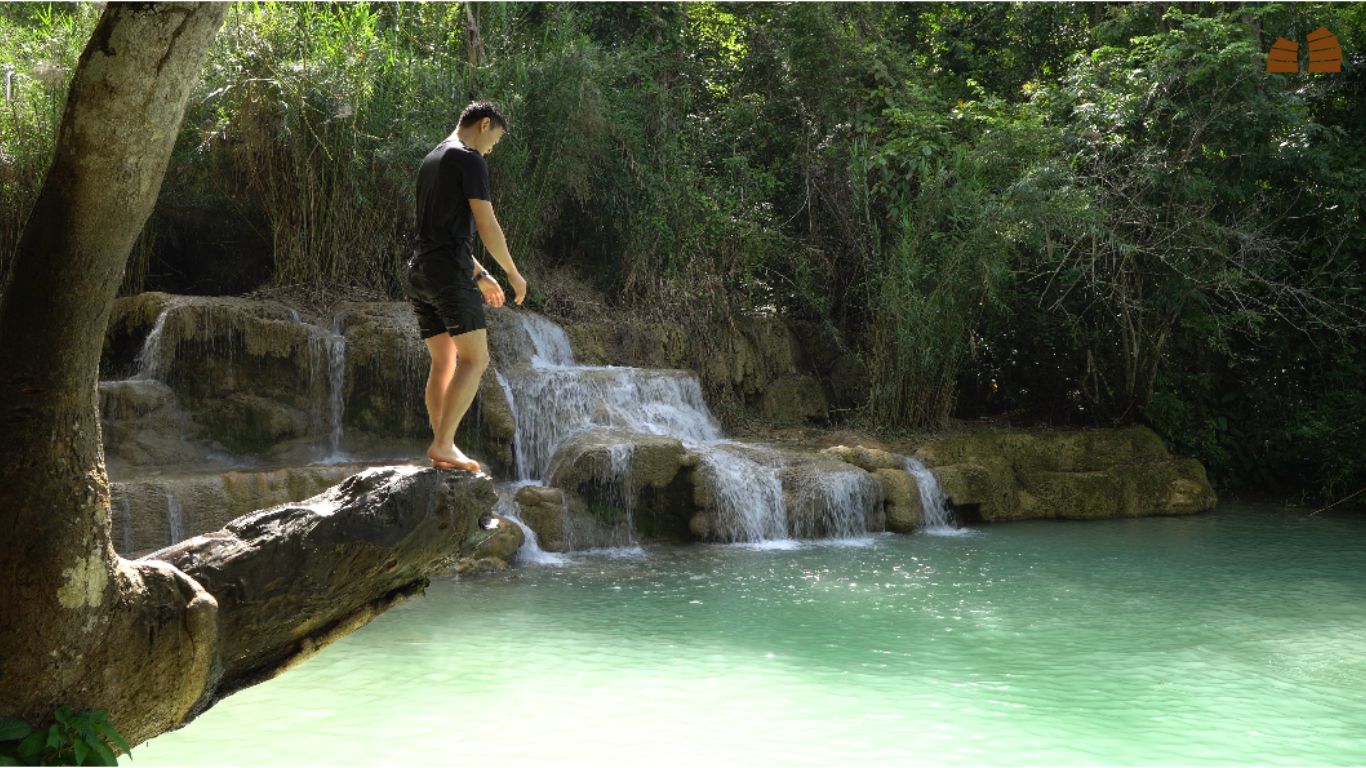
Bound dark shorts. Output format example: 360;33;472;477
402;251;487;340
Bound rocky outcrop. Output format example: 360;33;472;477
913;426;1216;521
150;466;495;718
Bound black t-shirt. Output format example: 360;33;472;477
414;139;491;272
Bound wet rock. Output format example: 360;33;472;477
454;557;509;576
514;485;570;552
462;513;525;562
547;429;697;544
875;468;923;533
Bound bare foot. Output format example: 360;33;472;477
427;443;481;473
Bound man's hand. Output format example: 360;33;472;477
508;271;528;306
477;273;506;308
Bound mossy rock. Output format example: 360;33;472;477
930;460;1019;521
515;485;570;552
1016;470;1125;520
875;468;923;533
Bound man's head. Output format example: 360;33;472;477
456;101;509;156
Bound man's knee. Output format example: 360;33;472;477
453;331;490;373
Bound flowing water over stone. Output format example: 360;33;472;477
903;455;957;533
128;504;1366;767
697;444;788;543
165;494;184;546
496;312;938;546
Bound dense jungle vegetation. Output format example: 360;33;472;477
1;2;1362;506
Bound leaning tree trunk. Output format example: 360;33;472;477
0;1;228;742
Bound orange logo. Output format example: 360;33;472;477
1267;27;1342;73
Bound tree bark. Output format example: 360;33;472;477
0;0;227;742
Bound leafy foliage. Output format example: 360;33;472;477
0;708;131;766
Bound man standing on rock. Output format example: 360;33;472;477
403;101;527;473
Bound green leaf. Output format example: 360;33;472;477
0;719;31;742
46;724;64;750
17;732;44;760
89;740;117;767
73;738;89;765
95;725;131;756
0;755;20;766
54;707;71;726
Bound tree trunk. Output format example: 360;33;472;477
0;0;227;742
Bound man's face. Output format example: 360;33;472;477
479;120;505;156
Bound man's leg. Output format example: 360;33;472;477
426;328;489;471
422;332;457;435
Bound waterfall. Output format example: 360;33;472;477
325;312;348;461
294;309;349;463
902;456;956;532
166;493;184;545
494;370;529;481
134;306;174;380
520;312;576;367
496;311;883;548
806;468;883;539
698;445;788;543
492;482;569;565
504;366;721;481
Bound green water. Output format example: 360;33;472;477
130;504;1366;766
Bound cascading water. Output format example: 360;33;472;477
506;367;721;481
166;493;184;546
494;311;901;548
134;305;175;381
324;312;347;461
902;456;957;533
491;482;568;565
791;467;883;540
698;445;788;543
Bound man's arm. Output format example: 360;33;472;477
470;199;527;305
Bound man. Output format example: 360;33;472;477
403;101;527;473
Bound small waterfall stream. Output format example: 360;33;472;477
494;311;950;548
166;493;184;546
902;456;958;534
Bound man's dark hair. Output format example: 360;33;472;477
459;101;510;134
